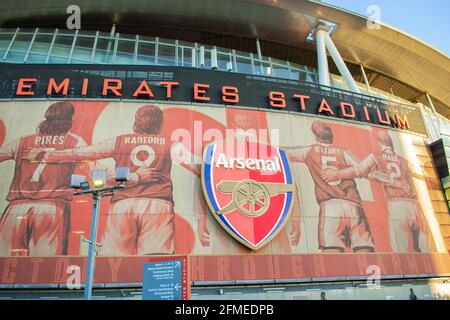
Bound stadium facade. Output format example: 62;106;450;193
0;0;449;300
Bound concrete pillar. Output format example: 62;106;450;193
323;31;360;93
315;24;331;87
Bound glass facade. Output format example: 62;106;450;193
0;27;316;82
0;27;443;110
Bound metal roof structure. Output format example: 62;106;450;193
1;0;448;117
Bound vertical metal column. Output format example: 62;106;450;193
426;92;437;113
105;24;116;63
232;49;237;72
315;24;331;87
67;29;79;64
90;31;99;63
24;28;39;63
255;37;264;74
83;193;101;300
175;39;179;66
112;33;119;64
2;27;20;61
133;35;139;65
360;64;371;92
45;29;58;64
155;37;159;65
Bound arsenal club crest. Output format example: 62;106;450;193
201;139;296;250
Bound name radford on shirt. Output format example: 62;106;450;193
215;152;281;172
124;136;166;144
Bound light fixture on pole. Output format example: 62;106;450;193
70;167;130;300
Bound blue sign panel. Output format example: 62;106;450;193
142;260;183;300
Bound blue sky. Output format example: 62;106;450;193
322;0;450;56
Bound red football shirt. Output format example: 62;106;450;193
6;132;85;201
357;148;416;200
292;144;362;204
111;133;173;203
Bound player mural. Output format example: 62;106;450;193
0;102;87;256
0;100;448;284
320;129;432;253
285;121;375;253
24;104;202;255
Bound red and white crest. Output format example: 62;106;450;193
201;139;295;250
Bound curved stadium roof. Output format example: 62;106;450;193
1;0;449;118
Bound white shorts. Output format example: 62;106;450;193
318;199;375;252
388;199;429;253
99;197;174;256
0;200;69;256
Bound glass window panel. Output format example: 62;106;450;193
236;56;252;74
9;33;33;52
0;33;14;51
26;53;47;63
0;28;16;33
72;36;94;62
48;55;68;63
158;44;175;66
16;30;35;35
78;30;96;36
97;31;111;38
37;28;55;35
4;51;26;62
57;29;76;35
203;49;213;68
179;46;192;67
28;34;53;55
290;69;306;81
136;41;155;65
115;39;135;64
119;34;135;40
50;35;74;58
217;53;231;71
272;64;290;79
70;58;87;64
253;59;271;76
140;35;155;42
93;37;115;64
159;38;175;45
271;58;287;66
178;40;193;47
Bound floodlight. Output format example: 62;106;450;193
92;170;107;189
70;174;87;189
115;167;130;182
93;179;104;188
80;181;90;190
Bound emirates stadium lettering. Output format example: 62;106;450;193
3;62;424;135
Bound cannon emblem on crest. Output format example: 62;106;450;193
216;179;295;217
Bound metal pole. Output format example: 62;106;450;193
255;37;264;75
425;92;437;113
84;192;101;300
360;64;371;92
